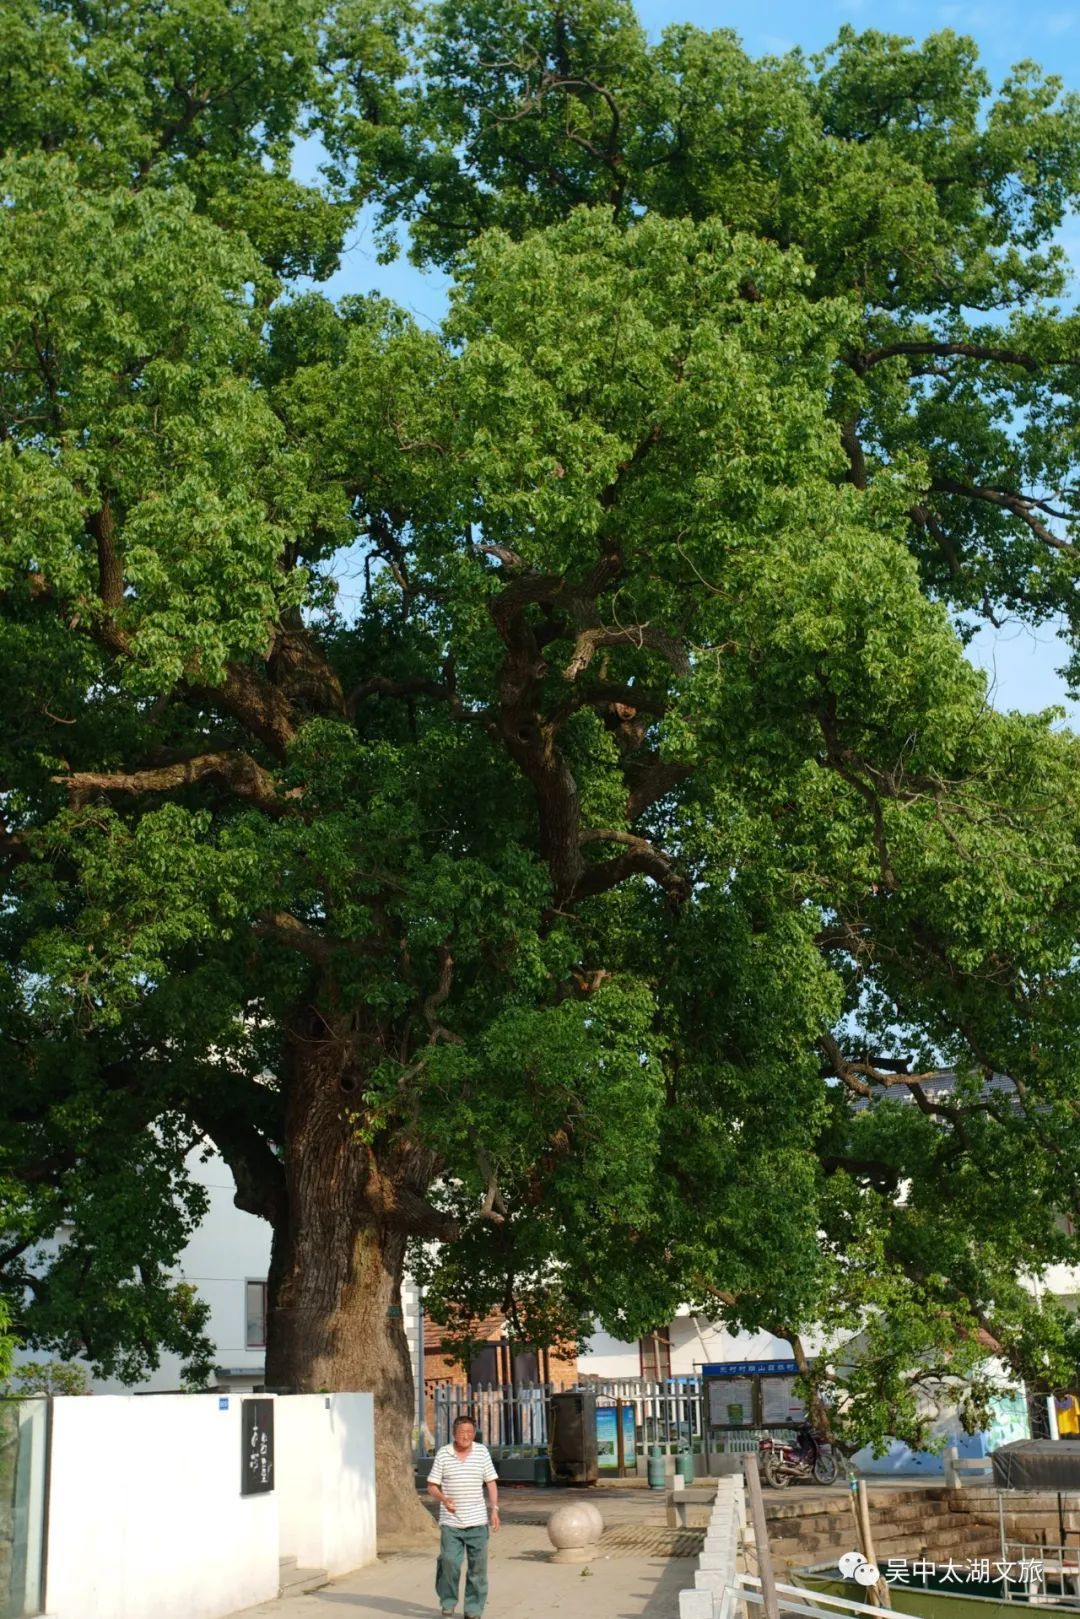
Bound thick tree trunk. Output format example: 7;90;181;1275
263;1023;435;1544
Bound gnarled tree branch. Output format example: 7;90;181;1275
932;478;1078;557
576;827;688;903
53;751;290;816
858;341;1058;374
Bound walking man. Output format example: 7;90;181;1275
427;1415;500;1618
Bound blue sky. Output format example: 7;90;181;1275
637;0;1080;80
303;0;1080;721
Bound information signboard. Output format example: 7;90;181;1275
708;1377;755;1426
596;1405;619;1469
596;1402;638;1472
760;1376;806;1425
241;1398;274;1496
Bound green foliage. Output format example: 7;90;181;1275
4;0;1080;1460
347;3;1080;647
0;1297;14;1387
5;1359;90;1398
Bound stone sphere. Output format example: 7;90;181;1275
547;1503;596;1563
581;1503;604;1543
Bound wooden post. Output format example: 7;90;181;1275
857;1478;891;1609
742;1453;781;1619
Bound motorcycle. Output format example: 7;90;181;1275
758;1422;838;1487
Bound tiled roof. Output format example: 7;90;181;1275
423;1311;506;1352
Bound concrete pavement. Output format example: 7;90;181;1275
226;1488;702;1619
228;1524;692;1619
223;1476;935;1619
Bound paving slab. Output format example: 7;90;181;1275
225;1521;695;1619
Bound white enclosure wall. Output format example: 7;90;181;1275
42;1392;377;1619
274;1394;377;1577
45;1395;279;1619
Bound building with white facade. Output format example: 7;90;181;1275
580;1316;802;1381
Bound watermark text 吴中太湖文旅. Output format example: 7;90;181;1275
883;1558;1045;1585
839;1551;1047;1588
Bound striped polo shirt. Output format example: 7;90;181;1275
427;1441;498;1528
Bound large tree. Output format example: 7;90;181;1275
6;0;1080;1534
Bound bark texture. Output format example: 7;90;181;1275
263;1025;435;1544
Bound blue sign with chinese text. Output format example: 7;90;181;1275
700;1360;801;1376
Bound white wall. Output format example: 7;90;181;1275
43;1392;378;1619
275;1394;377;1576
669;1317;809;1374
175;1153;274;1380
1039;1262;1080;1299
44;1395;279;1619
579;1328;641;1378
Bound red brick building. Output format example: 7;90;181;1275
422;1311;579;1433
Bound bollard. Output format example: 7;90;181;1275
547;1502;599;1564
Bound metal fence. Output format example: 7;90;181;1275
429;1376;707;1455
431;1380;553;1451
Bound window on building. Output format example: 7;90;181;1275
245;1280;268;1349
468;1345;499;1385
639;1330;672;1381
513;1350;539;1384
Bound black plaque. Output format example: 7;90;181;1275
241;1398;275;1495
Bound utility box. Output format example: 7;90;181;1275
549;1390;598;1485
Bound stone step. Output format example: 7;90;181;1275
871;1501;955;1524
771;1542;849;1562
767;1516;850;1532
873;1538;1000;1561
767;1499;853;1522
279;1556;298;1574
766;1490;949;1530
873;1491;949;1507
874;1531;996;1550
280;1567;329;1599
770;1529;1002;1557
997;1513;1080;1531
771;1539;857;1558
